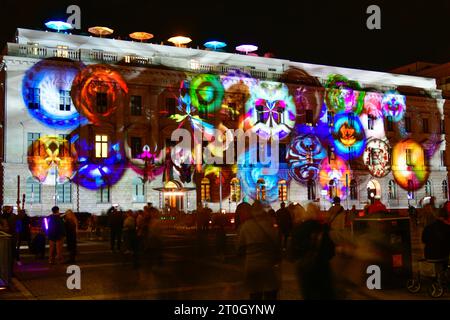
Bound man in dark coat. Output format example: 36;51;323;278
109;208;124;252
47;206;65;264
276;202;292;250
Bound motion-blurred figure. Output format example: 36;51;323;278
64;210;78;264
276;202;292;251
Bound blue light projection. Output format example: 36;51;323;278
331;113;366;160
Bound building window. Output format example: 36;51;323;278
425;180;432;197
441;119;446;134
328;146;336;161
57;182;72;203
132;177;145;203
130;137;142;159
256;178;266;201
201;178;211;202
327;111;334;127
329;179;337;199
406;149;413;166
407;180;414;200
256;105;264;123
422;118;429;133
166;97;177;118
440;150;446;167
367;116;375;130
305;109;313;125
28;88;40;109
26;177;41;203
95;135;108;158
58;134;70;157
278;180;288;202
228;103;236;121
350;179;358;200
386;116;394;132
405;116;412;133
388;180;397;200
442;180;448;200
96;92;108;114
59;90;71;111
97;186;110;203
56;45;69;58
230;178;241;202
279;143;287;164
307;179;316;200
130;95;142;116
27;132;41;156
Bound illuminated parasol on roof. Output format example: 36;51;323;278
204;41;227;51
88;26;114;38
236;44;258;55
168;36;192;47
129;32;154;42
45;21;73;32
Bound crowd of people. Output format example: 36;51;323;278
1;196;450;299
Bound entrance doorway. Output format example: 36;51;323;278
367;179;381;203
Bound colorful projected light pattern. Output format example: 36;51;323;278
245;81;296;140
325;74;365;115
332;113;366;160
22;59;86;129
189;74;224;114
69;130;126;190
319;156;351;201
287;134;326;183
128;145;164;182
381;90;406;122
71;64;128;124
392;139;429;190
363;139;391;178
363;92;383;119
28;135;74;185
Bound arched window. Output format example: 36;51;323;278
201;178;210;202
307;179;316;200
407;179;414;200
256;178;266;201
388;180;397;200
425;180;432;197
132;177;145;203
56;181;72;203
278;179;288;202
350;179;358;200
442;180;448;200
230;178;241;203
26;177;41;204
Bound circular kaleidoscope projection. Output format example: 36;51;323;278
189;74;224;114
237;147;288;203
125;138;164;182
363;92;383;119
381;90;406;122
363;139;391;178
287;134;326;183
71;64;128;125
22;59;86;129
245;81;296;140
392;139;429;191
27;135;74;185
69;125;126;190
324;74;365;115
319;156;351;201
332;113;366;160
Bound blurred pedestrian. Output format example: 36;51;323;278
1;206;18;270
276;202;292;250
109;208;124;252
291;202;335;299
15;209;31;264
235;202;252;230
123;210;137;256
421;196;437;228
64;210;78;264
47;206;65;264
237;200;281;300
213;213;228;261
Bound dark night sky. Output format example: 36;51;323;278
1;0;449;72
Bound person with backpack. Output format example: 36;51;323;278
47;206;65;264
290;202;335;299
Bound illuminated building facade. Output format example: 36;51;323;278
0;28;449;215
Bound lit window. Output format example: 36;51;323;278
278;180;288;202
201;178;211;202
56;45;69;58
406;149;412;166
329;179;337;199
388;180;397;200
95;135;108;158
230;178;241;202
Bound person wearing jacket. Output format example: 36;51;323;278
237;200;281;300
